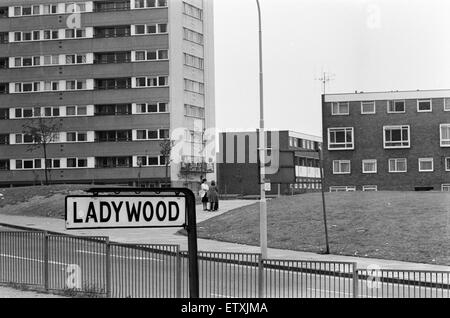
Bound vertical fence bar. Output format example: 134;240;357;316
105;237;111;298
352;263;358;298
43;232;49;291
176;246;181;298
258;255;264;298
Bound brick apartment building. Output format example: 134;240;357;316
217;130;322;196
322;89;450;192
0;0;215;188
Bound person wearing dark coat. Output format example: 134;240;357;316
207;181;219;212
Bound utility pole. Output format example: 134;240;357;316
318;145;330;254
256;0;267;260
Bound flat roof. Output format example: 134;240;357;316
325;88;450;102
218;129;322;142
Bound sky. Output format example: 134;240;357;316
213;0;450;137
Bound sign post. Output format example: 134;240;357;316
65;187;199;298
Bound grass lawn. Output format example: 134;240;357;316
0;185;89;218
195;192;450;265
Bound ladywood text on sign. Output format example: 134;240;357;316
65;196;186;230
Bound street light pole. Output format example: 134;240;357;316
256;0;267;259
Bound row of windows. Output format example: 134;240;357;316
4;50;169;68
0;103;169;120
332;157;450;174
184;53;204;70
183;2;203;20
6;76;168;94
330;185;450;192
183;28;204;45
7;24;168;44
0;155;168;171
184;104;205;119
4;129;170;145
328;124;450;150
289;182;322;190
329;186;377;192
331;99;450;116
10;2;87;17
289;137;320;150
6;0;168;17
184;79;205;94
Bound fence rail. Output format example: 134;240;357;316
0;231;449;298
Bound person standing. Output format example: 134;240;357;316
207;181;219;212
199;178;209;211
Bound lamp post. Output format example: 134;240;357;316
256;0;267;259
318;145;330;254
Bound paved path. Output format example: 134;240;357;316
0;286;63;298
0;200;449;272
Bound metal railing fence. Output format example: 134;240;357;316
1;231;449;298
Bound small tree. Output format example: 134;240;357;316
160;139;174;187
22;117;62;186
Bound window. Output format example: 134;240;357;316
333;160;351;174
329;186;356;192
14;82;40;93
328;127;354;150
331;102;349;115
44;81;60;91
15;159;42;170
384;125;410;148
95;0;130;12
135;0;167;8
43;4;58;14
95;78;131;90
135;50;168;61
361;101;376;114
95;52;131;64
67;158;88;168
418;158;434;172
362;160;377;174
446;158;450;171
362;185;378;192
440;124;450;147
66;54;87;64
388;100;405;113
183;28;203;44
0;108;8;120
0;134;8;145
442;184;450;192
184;79;204;94
417;99;432;112
66;80;87;90
44;55;59;65
136;76;168;88
0;160;9;171
184;53;203;69
389;158;407;173
65;28;86;39
445;98;450;111
95;104;132;116
45;159;61;169
134;24;167;35
136;102;168;114
137;156;160;167
43;30;59;40
184;104;204;118
183;2;203;20
67;132;88;142
94;26;131;38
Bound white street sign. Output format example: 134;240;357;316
66;196;186;229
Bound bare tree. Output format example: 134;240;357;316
160;139;174;187
22;117;61;186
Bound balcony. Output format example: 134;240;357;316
180;162;214;174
